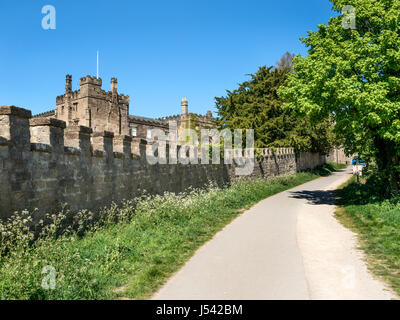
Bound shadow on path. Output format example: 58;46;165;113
289;190;337;206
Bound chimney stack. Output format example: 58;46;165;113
181;97;188;115
111;78;118;95
65;75;72;93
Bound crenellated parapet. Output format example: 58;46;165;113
1;106;297;163
118;94;130;105
0;105;324;220
0;106;297;164
80;75;102;87
0;107;139;162
158;114;181;122
32;110;56;119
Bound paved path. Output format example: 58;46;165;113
152;168;397;300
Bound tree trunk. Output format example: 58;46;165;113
373;136;399;194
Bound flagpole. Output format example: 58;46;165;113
97;50;99;79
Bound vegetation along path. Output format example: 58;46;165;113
153;167;397;300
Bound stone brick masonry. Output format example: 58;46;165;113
0;105;326;220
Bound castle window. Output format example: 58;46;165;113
73;103;78;111
130;126;137;137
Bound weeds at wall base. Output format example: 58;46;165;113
0;163;343;300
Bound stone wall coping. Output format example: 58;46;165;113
0;106;32;118
64;146;81;155
92;150;105;158
65;125;93;134
0;137;9;146
93;131;114;138
131;137;147;145
31;143;52;153
30;117;67;129
114;135;133;142
113;152;124;159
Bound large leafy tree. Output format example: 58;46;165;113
215;53;334;153
279;0;400;188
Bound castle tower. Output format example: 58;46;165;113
181;97;188;116
55;75;129;135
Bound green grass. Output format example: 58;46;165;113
0;163;343;300
336;177;400;296
315;161;347;175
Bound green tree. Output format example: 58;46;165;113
215;52;334;153
278;0;400;190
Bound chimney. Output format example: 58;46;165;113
181;97;188;115
111;78;118;95
65;75;72;93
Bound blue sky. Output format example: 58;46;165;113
0;0;336;118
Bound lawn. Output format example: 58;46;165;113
0;162;344;300
336;177;400;296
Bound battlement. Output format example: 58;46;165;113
158;112;214;123
56;90;81;105
80;75;102;86
0;105;32;118
56;75;129;105
118;94;130;104
195;114;215;122
158;114;181;121
32;110;56;118
0;105;324;220
56;95;64;104
0;105;293;160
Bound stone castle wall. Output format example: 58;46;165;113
326;147;352;165
0;106;325;220
296;152;327;172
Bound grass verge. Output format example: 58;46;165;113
0;162;344;300
335;177;400;297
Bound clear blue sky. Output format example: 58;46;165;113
0;0;336;118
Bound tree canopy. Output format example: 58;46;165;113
278;0;400;188
215;52;335;154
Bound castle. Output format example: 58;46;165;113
0;75;348;219
34;75;215;143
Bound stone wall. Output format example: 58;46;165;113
296;152;327;172
326;147;351;165
0;106;326;220
129;121;167;140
